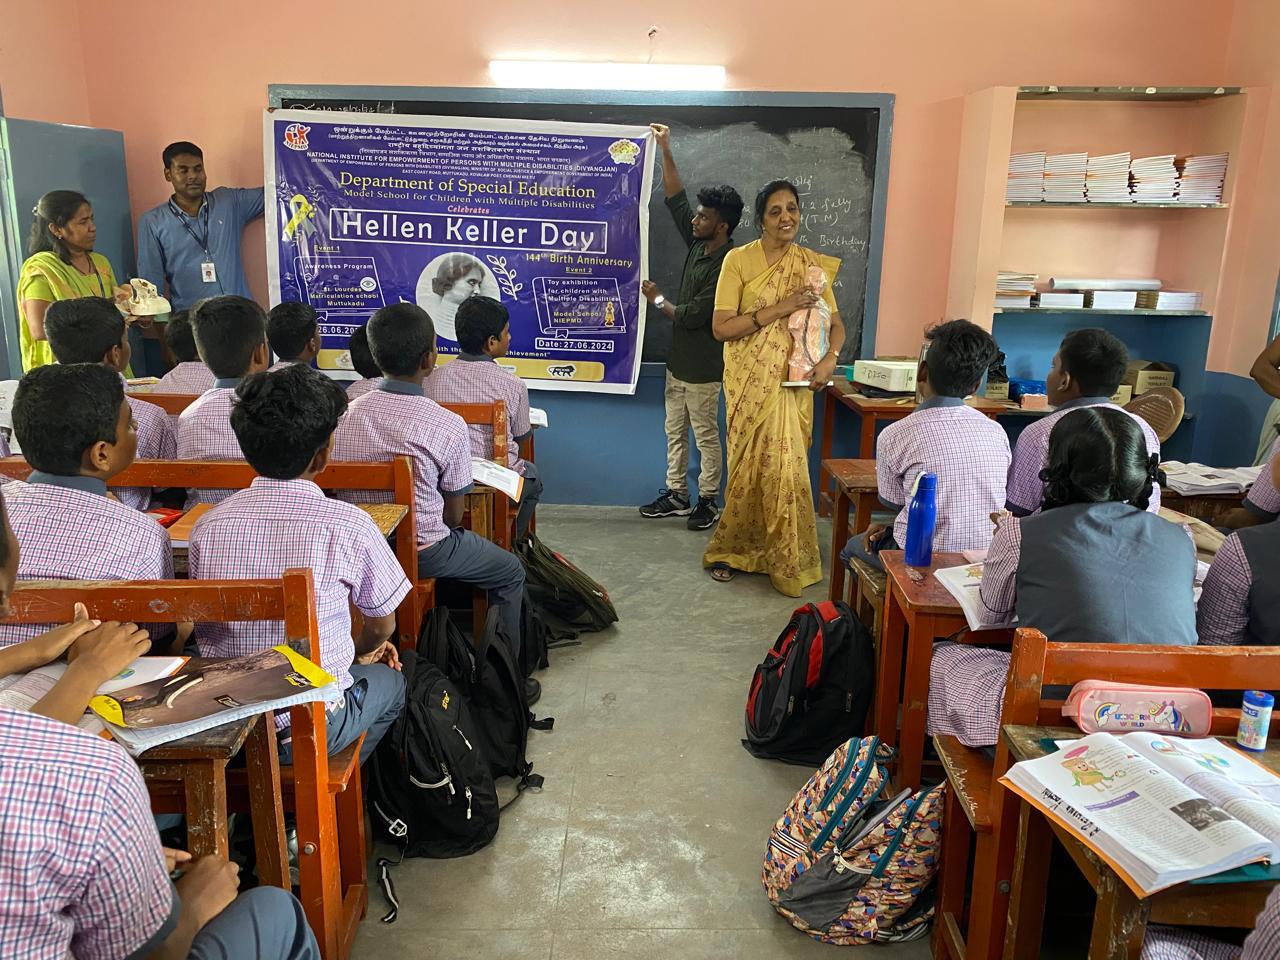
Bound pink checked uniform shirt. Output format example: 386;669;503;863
346;377;381;400
114;393;177;511
1196;533;1252;647
188;477;411;703
154;361;215;395
424;355;531;472
0;707;176;960
875;397;1009;552
1006;398;1161;515
1143;881;1280;958
1245;439;1280;518
176;384;243;505
0;477;173;647
332;382;474;549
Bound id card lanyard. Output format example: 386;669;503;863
168;194;220;286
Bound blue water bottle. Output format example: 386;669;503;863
904;473;938;568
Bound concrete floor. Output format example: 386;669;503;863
352;505;931;960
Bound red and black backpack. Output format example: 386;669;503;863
743;601;875;765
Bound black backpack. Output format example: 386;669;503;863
743;600;875;766
422;605;551;786
516;532;618;633
518;586;580;678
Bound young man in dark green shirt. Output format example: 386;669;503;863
639;123;744;531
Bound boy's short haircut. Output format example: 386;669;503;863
266;302;319;361
1059;328;1129;397
163;310;198;363
190;295;267;379
924;318;999;397
44;297;124;365
696;184;745;236
231;365;349;479
163;141;202;167
347;325;381;379
14;364;124;475
367;303;435;377
455;296;510;355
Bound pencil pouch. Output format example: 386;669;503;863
1062;680;1212;737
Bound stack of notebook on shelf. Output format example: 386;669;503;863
1136;290;1204;311
1043;152;1088;202
1086;290;1140;310
1085;152;1133;202
1006;152;1046;201
1131;155;1179;203
1035;291;1086;308
996;271;1038;309
1177;154;1229;203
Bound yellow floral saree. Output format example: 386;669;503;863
17;251;118;371
703;240;840;596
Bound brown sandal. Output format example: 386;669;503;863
709;563;736;583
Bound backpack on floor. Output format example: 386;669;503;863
763;736;944;944
516;531;618;633
743;601;875;766
518;586;580;677
422;605;551;787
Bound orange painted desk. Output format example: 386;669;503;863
820;458;879;603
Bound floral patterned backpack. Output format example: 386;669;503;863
762;736;944;944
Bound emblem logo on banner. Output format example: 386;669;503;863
283;123;311;151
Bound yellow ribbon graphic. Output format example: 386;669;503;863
283;194;316;241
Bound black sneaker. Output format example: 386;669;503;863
639;488;692;518
524;677;542;706
687;497;720;530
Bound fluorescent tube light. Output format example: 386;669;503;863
489;60;726;90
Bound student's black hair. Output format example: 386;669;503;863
924;319;999;397
266;301;318;361
28;190;90;261
697;184;745;236
1058;328;1129;397
163;141;203;168
44;297;125;365
347;325;381;379
754;179;801;228
13;364;124;476
231;365;348;479
455;296;510;355
367;303;435;377
1040;407;1160;511
190;295;267;378
163;310;199;363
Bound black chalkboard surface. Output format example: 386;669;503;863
272;90;888;364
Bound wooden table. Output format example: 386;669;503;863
821;458;879;602
1001;724;1279;959
818;380;1006;514
1161;490;1246;528
139;711;289;889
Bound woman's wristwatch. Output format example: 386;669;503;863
653;295;666;308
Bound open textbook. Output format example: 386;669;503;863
0;656;186;736
471;458;523;502
934;562;1015;632
1161;461;1262;496
1002;732;1280;896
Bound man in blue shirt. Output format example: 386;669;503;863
136;141;265;311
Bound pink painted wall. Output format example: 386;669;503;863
0;0;91;125
6;0;1261;364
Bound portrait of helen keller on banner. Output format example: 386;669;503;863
415;252;502;341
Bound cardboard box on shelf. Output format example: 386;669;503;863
1123;360;1176;395
853;360;917;393
1110;385;1134;405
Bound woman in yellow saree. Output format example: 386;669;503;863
704;180;843;596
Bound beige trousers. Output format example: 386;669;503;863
664;371;723;498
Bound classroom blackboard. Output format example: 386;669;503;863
268;86;893;364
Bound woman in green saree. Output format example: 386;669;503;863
17;190;128;372
704;179;843;596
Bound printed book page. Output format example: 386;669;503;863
934;562;1015;632
472;458;524;502
0;656;185;736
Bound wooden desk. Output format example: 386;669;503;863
1001;724;1278;960
818;381;1005;514
874;551;999;791
1161;490;1246;528
821;458;879;603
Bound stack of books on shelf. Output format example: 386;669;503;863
1136;290;1204;311
1085;152;1133;202
996;271;1037;309
1035;291;1086;308
1177;154;1229;204
1086;290;1140;310
1043;153;1088;202
1130;155;1179;203
1006;152;1046;201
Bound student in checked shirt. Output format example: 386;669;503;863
266;301;321;371
188;365;410;763
424;295;543;539
841;319;1009;572
178;296;271;505
0;364;175;650
1222;435;1280;530
1005;328;1161;516
1143;883;1280;959
332;304;529;681
928;407;1196;748
43;296;176;511
344;323;382;400
155;310;215;395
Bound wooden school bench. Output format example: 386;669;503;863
820;458;879;605
933;629;1280;960
2;569;363;959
